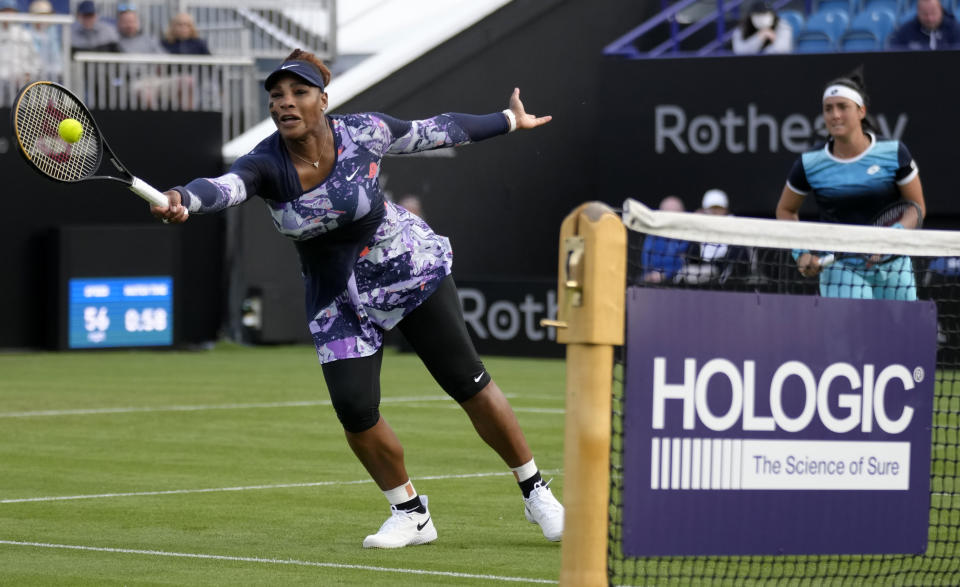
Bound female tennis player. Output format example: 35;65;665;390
775;68;926;300
151;50;562;549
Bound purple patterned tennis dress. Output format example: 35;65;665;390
174;111;509;364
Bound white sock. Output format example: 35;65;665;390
511;458;538;483
383;481;417;506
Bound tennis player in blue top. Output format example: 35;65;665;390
775;68;927;300
151;49;564;548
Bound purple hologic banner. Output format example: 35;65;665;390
622;288;936;556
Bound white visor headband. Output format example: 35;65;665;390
823;84;864;107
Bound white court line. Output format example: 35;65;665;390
512;407;564;414
0;396;456;418
0;470;563;504
0;396;563;419
0;394;549;419
435;404;563;415
0;540;558;584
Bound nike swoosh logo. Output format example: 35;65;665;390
473;372;485;383
346;167;359;180
281;63;297;69
417;516;431;531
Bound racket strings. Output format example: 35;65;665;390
875;200;923;229
14;83;101;182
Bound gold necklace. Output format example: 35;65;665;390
288;119;330;169
290;150;320;169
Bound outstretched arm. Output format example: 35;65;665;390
150;159;262;224
381;88;552;155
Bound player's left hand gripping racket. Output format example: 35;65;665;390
10;81;182;213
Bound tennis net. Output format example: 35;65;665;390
553;199;960;585
611;199;960;585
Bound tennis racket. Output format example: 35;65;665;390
10;81;181;212
819;199;923;267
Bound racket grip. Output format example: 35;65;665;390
819;254;835;267
129;177;187;217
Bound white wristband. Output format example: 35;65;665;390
502;109;517;133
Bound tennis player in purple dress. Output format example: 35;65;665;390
151;49;564;549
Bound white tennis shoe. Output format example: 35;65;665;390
523;479;564;542
362;495;437;549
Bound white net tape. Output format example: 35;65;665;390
623;198;960;258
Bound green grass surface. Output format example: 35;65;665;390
0;344;566;585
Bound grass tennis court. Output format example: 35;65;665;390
0;344;565;585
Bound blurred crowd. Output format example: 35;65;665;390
0;0;211;89
639;189;755;288
731;0;960;54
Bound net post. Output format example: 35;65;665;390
555;202;626;586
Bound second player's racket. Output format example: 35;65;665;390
819;199;923;267
10;81;180;211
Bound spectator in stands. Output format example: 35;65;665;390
0;0;42;88
675;189;745;285
641;195;690;284
28;0;62;79
888;0;960;49
775;68;926;300
71;0;119;53
161;12;210;55
116;4;165;53
732;0;793;54
151;48;563;550
159;12;212;110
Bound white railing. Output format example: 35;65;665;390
0;12;74;105
73;0;335;59
72;52;256;140
1;3;332;141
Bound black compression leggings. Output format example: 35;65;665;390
321;276;491;433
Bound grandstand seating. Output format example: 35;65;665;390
861;0;903;14
899;8;918;25
840;28;882;49
815;0;857;15
795;30;837;51
779;9;805;33
604;0;956;56
803;9;851;47
850;7;897;43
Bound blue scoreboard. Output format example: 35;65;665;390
68;276;174;348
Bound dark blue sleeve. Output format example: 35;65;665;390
786;158;811;193
171;155;263;213
447;112;510;141
895;141;918;183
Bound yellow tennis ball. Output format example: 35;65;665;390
58;118;83;143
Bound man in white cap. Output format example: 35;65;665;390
676;189;734;284
700;188;730;215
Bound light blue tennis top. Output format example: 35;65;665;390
786;132;918;225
